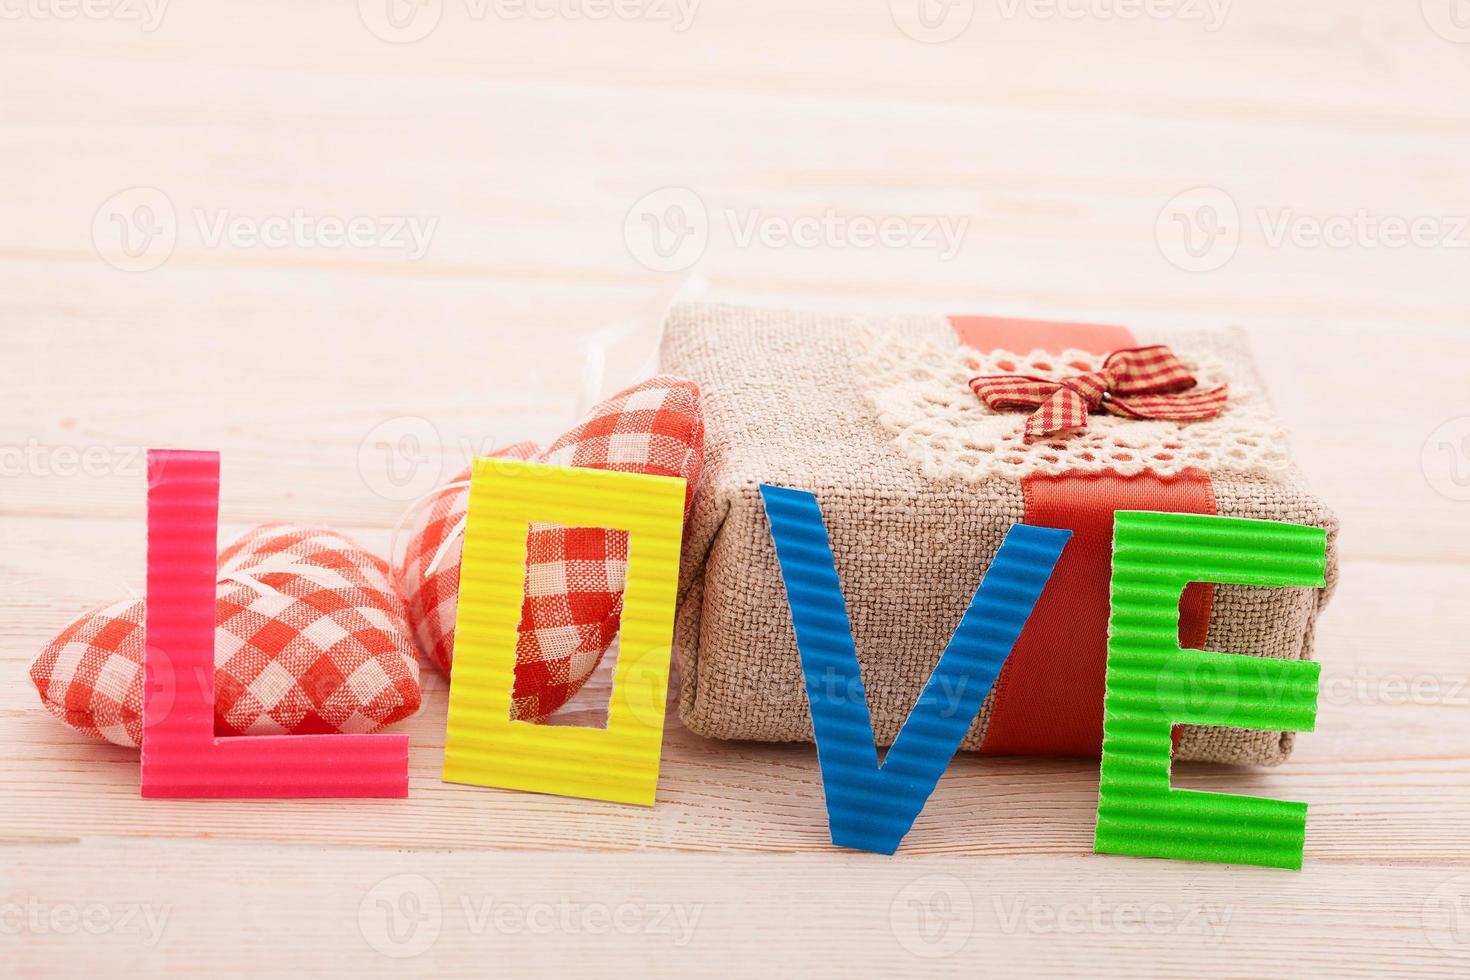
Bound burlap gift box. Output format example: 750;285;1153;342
660;302;1338;765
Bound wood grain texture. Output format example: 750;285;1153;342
3;1;1469;975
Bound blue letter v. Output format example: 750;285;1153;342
760;485;1069;854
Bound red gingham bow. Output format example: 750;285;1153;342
969;345;1228;441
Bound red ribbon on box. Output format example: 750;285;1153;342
948;316;1216;758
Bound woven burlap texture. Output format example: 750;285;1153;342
660;303;1338;765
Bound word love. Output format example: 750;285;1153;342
140;451;1327;870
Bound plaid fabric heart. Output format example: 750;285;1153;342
395;375;704;721
29;524;422;748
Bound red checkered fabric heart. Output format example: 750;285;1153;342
395;375;704;721
29;524;422;748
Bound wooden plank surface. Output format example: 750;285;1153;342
3;1;1469;975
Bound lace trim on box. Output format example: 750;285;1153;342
853;323;1292;480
